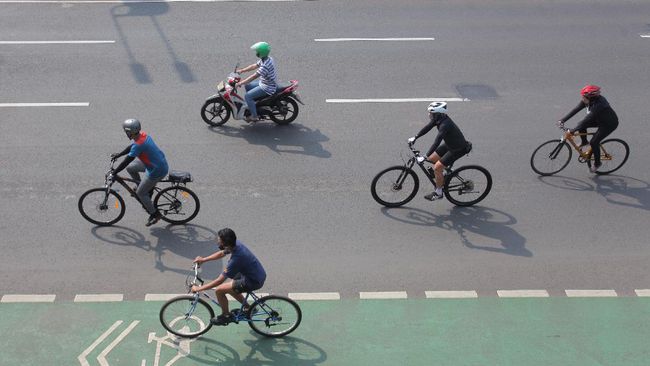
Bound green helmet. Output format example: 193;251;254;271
251;41;270;58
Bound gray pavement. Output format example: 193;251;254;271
1;0;649;299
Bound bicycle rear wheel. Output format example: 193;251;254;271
247;295;302;338
154;186;200;224
444;165;492;207
78;188;125;226
530;139;572;176
159;295;214;338
370;166;419;207
589;138;630;175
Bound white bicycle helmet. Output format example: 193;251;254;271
427;102;448;114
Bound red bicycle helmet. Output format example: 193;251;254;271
580;84;601;98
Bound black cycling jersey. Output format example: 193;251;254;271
415;115;469;157
560;95;619;133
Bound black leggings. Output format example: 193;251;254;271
579;122;618;166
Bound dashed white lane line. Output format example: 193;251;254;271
0;102;89;108
1;294;55;303
641;35;650;38
497;290;549;298
360;291;408;299
634;289;650;297
289;292;340;300
74;294;124;302
326;98;468;103
0;0;301;3
565;289;617;298
315;38;435;42
425;291;478;299
144;294;184;301
0;40;114;45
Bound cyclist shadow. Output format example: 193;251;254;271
91;225;152;250
208;123;331;158
381;206;531;257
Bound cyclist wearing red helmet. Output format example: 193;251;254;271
557;85;619;173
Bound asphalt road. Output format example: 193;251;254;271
1;0;649;300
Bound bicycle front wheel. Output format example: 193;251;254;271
444;165;492;207
159;295;214;338
591;138;630;175
530;139;572;176
248;295;302;338
154;186;200;224
370;166;419;207
78;188;126;226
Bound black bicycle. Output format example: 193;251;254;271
78;159;200;226
371;142;492;207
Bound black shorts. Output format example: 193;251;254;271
233;275;263;294
435;143;468;167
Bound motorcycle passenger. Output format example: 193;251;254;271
557;85;619;173
235;41;278;122
110;119;169;226
408;102;471;201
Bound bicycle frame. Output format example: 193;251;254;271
557;127;615;163
404;143;452;188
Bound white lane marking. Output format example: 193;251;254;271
227;293;268;301
1;294;55;303
74;294;124;302
425;291;478;299
315;38;435;42
634;289;650;297
565;289;617;297
497;290;549;298
360;291;408;299
78;321;123;366
97;321;139;366
0;0;302;3
326;98;468;103
289;292;340;300
640;35;650;38
0;102;89;107
144;294;184;301
0;40;114;45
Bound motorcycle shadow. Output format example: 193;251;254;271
208;123;331;158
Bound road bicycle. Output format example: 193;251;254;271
530;125;629;176
78;159;200;226
371;142;492;207
159;263;302;339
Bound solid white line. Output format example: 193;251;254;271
288;292;341;300
0;103;89;107
74;294;124;302
565;289;617;297
326;98;468;103
360;291;408;299
634;289;650;297
640;35;650;38
425;291;478;299
497;290;549;298
0;40;114;45
78;321;122;366
1;294;56;303
97;321;139;366
0;0;301;3
144;294;185;301
315;38;435;42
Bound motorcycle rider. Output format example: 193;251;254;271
235;42;278;122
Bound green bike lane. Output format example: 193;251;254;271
1;298;649;366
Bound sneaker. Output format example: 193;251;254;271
589;163;601;174
145;211;162;227
424;191;444;201
210;314;232;326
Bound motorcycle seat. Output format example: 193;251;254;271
274;82;292;94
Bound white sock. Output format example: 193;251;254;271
436;188;443;195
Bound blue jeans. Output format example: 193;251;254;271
245;80;271;118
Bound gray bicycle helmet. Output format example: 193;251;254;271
123;118;141;136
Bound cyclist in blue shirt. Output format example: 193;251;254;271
110;119;169;226
191;228;267;326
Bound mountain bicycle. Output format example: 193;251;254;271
371;142;492;207
530;125;629;176
78;159;200;226
159;263;302;338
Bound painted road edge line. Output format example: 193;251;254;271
315;38;435;42
289;292;341;300
360;291;408;299
1;294;55;303
0;103;89;107
326;98;469;103
565;289;617;297
497;290;549;298
74;294;124;302
634;289;650;297
425;291;478;299
0;41;115;45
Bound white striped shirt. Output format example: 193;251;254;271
256;57;277;95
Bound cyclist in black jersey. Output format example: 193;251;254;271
558;85;619;173
408;102;471;201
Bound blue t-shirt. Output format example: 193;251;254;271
223;241;267;287
128;132;169;179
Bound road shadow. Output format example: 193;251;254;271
111;2;195;84
209;123;331;158
381;206;531;257
537;175;593;191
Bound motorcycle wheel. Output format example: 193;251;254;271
201;98;231;127
269;97;299;125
